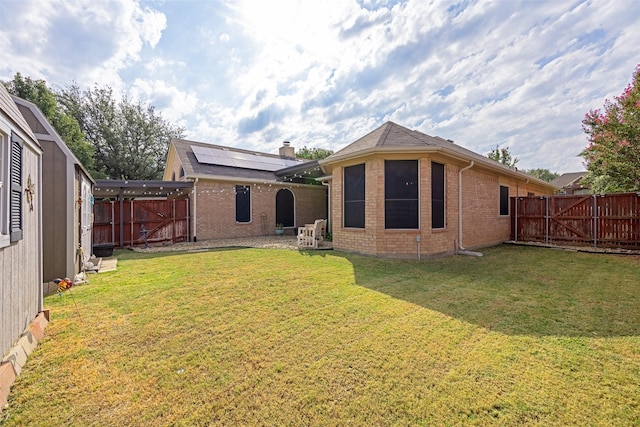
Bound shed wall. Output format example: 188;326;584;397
1;144;42;357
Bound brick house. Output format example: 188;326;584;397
318;121;557;259
551;172;590;195
163;138;327;240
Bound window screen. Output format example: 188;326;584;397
431;162;445;229
235;185;251;222
385;160;418;229
343;163;365;228
499;185;509;216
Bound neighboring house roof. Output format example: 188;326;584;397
0;86;39;148
551;172;587;189
169;138;319;183
11;95;95;184
320;121;558;191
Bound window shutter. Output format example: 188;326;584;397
10;133;23;242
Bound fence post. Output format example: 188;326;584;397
545;196;549;244
514;197;518;242
593;194;597;247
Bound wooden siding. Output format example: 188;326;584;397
511;193;640;249
1;144;41;358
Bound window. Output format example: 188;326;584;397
343;163;365;228
235;185;251;223
431;162;445;229
499;185;509;216
385;160;418;229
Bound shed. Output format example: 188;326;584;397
12;96;95;282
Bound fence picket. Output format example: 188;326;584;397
511;193;640;249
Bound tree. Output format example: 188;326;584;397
60;84;185;180
523;168;559;182
487;145;519;168
296;146;334;160
581;64;640;193
3;73;95;173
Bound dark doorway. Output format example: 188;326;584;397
276;189;295;227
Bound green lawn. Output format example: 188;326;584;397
2;245;639;426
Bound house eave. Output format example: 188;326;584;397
185;173;324;189
319;146;558;191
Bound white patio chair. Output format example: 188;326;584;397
297;219;326;249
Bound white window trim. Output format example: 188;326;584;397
0;129;9;248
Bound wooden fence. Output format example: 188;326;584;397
94;198;189;248
511;193;640;249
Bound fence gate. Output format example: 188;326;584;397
93;198;189;248
511;193;640;249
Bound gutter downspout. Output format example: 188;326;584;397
192;178;198;242
321;182;331;234
458;161;483;257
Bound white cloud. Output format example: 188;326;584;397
1;0;639;173
0;0;167;90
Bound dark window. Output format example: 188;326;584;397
499;185;509;216
10;133;23;242
431;162;445;229
385;160;418;229
235;185;251;222
275;189;294;227
343;164;365;228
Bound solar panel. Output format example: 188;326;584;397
191;145;301;172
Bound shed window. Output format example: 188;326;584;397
9;133;23;241
235;185;251;223
499;185;509;216
343;163;365;228
431;162;445;229
385;160;418;229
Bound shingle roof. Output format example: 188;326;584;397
322;121;558;191
551;172;587;188
170;138;317;183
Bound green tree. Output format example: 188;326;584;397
487;145;519;168
296;146;334;160
60;84;185;180
581;64;640;193
523;168;559;182
3;73;95;173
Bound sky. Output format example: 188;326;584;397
1;0;639;173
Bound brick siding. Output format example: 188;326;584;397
330;154;552;259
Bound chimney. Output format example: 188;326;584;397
279;141;295;159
